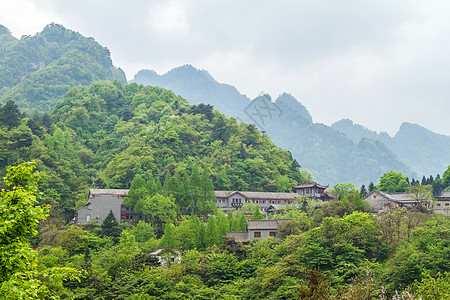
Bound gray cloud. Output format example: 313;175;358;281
2;0;450;135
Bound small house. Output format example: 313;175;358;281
148;248;181;266
434;191;450;217
227;219;290;244
76;189;128;224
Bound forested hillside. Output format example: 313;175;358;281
1;23;449;300
0;23;126;112
2;161;449;299
131;65;250;119
0;81;306;220
131;66;415;185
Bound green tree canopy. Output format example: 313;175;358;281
0;162;78;298
378;171;410;193
0;100;21;128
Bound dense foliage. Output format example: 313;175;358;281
31;200;450;299
0;162;78;299
0;81;306;222
0;23;126;112
131;65;416;186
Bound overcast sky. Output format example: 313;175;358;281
1;0;449;136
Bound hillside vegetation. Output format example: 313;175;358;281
3;161;449;299
0;81;306;220
132;66;415;185
0;23;126;112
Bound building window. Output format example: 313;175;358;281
269;231;276;237
86;215;91;222
254;232;261;238
446;203;449;206
437;203;441;206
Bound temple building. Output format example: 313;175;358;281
292;181;330;200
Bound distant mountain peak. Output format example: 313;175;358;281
398;122;426;131
395;122;440;139
333;118;354;126
42;22;66;31
253;93;272;101
0;25;11;35
274;93;312;124
166;64;215;82
133;69;159;80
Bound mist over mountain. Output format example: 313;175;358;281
0;23;126;112
132;66;416;186
332;119;450;178
1;21;440;186
131;65;249;118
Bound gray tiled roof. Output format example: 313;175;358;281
292;181;328;189
370;190;416;203
215;191;298;199
385;192;413;202
89;189;129;195
227;232;249;243
440;191;450;198
247;219;290;230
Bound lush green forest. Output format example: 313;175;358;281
0;27;449;297
0;81;306;221
0;23;126;113
1;162;450;299
0;75;449;298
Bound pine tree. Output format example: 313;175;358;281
421;176;427;186
432;180;443;197
360;184;368;198
101;210;121;240
368;182;375;192
40;113;52;129
0;100;20;128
